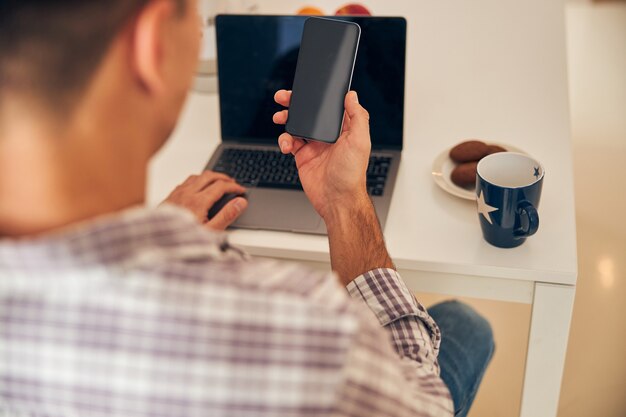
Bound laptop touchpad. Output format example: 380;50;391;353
234;189;322;232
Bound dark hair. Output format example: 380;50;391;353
0;0;151;110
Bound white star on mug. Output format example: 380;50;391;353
477;190;498;225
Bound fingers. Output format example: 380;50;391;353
205;197;248;231
278;132;307;155
201;180;247;206
273;109;288;125
274;90;292;107
341;111;351;133
162;172;246;225
277;132;293;154
291;138;308;156
344;91;369;135
180;171;235;192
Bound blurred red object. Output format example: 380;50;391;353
335;3;372;15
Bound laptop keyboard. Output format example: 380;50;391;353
213;148;392;196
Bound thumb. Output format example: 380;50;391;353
344;91;370;134
205;197;248;231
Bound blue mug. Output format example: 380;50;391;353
476;152;544;248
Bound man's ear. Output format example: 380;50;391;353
131;0;176;95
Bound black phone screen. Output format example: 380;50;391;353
285;18;361;143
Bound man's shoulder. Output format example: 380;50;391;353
1;205;345;309
103;206;351;314
118;237;362;347
139;254;347;314
2;204;361;334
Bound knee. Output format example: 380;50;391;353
432;300;495;358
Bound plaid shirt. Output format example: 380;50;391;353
0;205;453;417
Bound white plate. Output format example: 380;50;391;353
431;143;526;200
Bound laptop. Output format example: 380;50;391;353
205;15;406;234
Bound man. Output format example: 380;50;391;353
0;1;493;416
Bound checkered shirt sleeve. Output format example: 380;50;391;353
335;268;453;416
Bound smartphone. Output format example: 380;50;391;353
286;17;361;143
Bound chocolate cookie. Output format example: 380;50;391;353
449;140;489;163
450;161;478;188
486;144;507;155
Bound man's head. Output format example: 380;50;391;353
0;0;199;123
0;0;201;236
1;1;142;108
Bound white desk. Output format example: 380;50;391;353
148;1;577;416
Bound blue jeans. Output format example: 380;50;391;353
428;300;495;417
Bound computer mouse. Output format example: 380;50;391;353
207;193;247;220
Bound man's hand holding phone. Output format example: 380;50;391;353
273;90;371;221
273;89;394;284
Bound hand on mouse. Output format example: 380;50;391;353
273;90;371;220
163;171;248;231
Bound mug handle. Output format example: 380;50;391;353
514;200;539;238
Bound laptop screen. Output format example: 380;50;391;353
216;15;406;150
